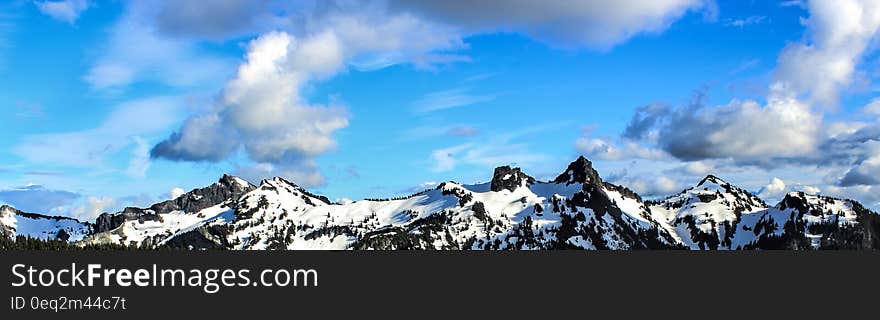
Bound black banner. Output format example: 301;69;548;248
2;251;877;318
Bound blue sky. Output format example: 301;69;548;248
1;0;879;220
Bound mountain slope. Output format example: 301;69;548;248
165;157;680;250
0;205;91;241
82;175;255;248
2;156;877;250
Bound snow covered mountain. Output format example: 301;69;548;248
0;205;91;242
2;156;878;250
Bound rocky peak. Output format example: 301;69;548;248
697;174;727;187
257;177;332;205
92;175;257;234
490;166;535;192
0;204;14;216
149;174;256;214
553;156;603;186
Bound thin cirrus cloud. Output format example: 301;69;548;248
83;0;234;91
414;88;499;113
0;185;80;214
11;96;185;175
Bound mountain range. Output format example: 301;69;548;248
2;156;878;250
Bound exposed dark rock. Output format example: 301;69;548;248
150;174;256;214
490;166;535;192
162;224;231;250
55;229;70;242
92;175;256;234
94;213;126;233
553;156;603;186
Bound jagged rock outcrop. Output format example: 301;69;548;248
92;175;256;233
490;166;535;192
553;156;602;186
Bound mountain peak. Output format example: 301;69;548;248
697;174;727;187
553;156;602;185
260;176;299;189
490;166;535;192
219;174;251;188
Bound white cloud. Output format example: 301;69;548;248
34;0;91;24
759;177;787;199
168;187;185;200
612;175;684;197
864;97;880;117
683;161;714;175
153;4;467;185
803;185;821;194
627;86;822;165
70;196;115;221
774;0;880;107
575;137;624;160
575;135;667;161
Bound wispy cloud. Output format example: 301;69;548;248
414;88;499;112
779;0;804;8
724;16;768;28
24;170;66;176
429;124;559;173
446;125;481;137
729;58;761;75
34;0;92;25
0;185;80;213
11;96;184;170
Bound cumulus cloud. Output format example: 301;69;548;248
655;87;821;163
622;103;670;140
839;140;880;186
570;1;880;209
69;196;116;221
388;0;713;49
758;177;787;199
152;4;466;185
34;0;90;24
0;185;80;214
682;161;715;175
575;134;667;161
803;185;821;194
168;187;185;200
774;0;880;107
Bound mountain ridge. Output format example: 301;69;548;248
1;156;877;250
